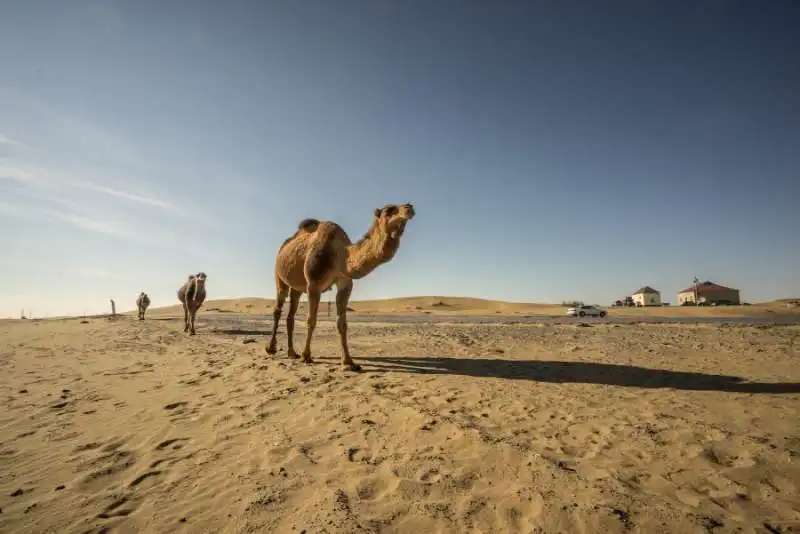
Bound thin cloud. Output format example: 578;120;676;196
72;266;134;281
1;163;182;214
0;134;31;150
46;210;131;237
0;200;131;238
0;165;37;184
0;87;139;165
71;182;179;212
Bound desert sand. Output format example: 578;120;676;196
1;302;799;533
144;296;800;319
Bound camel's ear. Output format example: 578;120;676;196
374;208;382;218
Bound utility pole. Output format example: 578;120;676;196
693;277;699;305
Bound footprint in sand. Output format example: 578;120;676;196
155;437;189;450
97;496;135;519
128;470;163;488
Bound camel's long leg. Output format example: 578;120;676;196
183;303;189;332
300;286;321;363
285;288;301;359
189;304;197;335
266;280;289;354
335;280;360;371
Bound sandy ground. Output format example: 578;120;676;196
141;296;800;320
1;314;798;533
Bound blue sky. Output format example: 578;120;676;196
1;0;798;317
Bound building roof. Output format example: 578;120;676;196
678;281;738;294
632;286;660;295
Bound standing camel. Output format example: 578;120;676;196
266;203;415;371
136;292;151;320
177;272;207;335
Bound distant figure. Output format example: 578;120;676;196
136;292;151;320
110;299;116;316
177;272;207;335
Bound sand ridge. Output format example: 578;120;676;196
137;296;800;320
0;317;798;533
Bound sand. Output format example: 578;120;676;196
143;296;800;320
1;310;798;533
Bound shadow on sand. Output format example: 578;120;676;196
209;328;270;336
358;356;800;394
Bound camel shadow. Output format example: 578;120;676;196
358;356;800;394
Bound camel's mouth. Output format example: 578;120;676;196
390;220;408;240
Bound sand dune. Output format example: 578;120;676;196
138;295;800;319
1;315;798;533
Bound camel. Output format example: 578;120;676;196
177;272;207;335
136;292;151;320
266;203;415;371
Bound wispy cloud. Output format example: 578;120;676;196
0;133;31;150
0;165;37;183
0;200;130;237
72;266;134;281
71;182;180;211
47;209;131;237
0;162;182;215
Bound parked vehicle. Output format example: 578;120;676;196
566;304;607;318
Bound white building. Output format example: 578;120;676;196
631;286;662;307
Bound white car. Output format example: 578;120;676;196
566;305;607;318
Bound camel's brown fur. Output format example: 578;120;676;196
266;203;415;371
136;292;151;321
177;272;207;335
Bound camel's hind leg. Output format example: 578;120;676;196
266;279;289;354
300;286;321;363
285;288;302;359
182;303;189;332
335;280;360;371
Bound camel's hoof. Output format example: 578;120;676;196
302;357;314;364
344;363;362;372
288;351;300;360
265;345;277;355
190;331;196;336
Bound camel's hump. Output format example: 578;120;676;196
298;218;320;232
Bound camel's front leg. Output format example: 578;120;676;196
189;304;197;335
335;280;360;371
300;287;321;363
183;303;189;332
285;288;301;359
266;281;288;354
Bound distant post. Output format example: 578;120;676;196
693;277;699;305
110;299;116;316
327;296;331;318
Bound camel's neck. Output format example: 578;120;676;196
345;224;400;279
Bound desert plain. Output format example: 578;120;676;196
1;297;798;533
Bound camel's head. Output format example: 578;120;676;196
194;272;207;289
374;203;415;240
